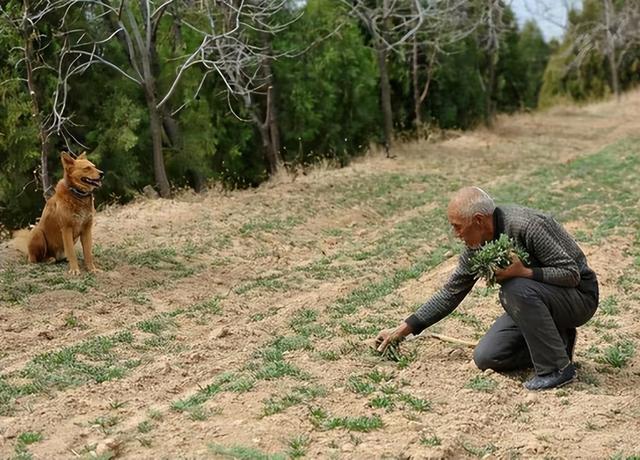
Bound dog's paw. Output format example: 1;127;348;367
68;268;81;276
87;265;102;274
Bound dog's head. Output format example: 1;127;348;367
61;152;104;193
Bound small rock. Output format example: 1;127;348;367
524;440;543;454
449;348;464;358
95;438;120;457
407;421;425;431
160;361;172;374
341;444;354;453
483;368;495;376
2;424;19;439
6;323;27;333
38;330;54;340
187;352;203;363
524;393;538;405
210;327;230;339
143;185;159;199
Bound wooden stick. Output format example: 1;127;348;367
408;332;478;348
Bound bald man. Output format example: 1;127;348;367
376;187;599;390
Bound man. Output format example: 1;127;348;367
375;186;599;390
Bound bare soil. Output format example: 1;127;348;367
1;91;640;460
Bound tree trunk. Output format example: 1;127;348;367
266;82;282;167
131;1;170;197
258;121;279;175
603;0;620;100
485;51;497;127
23;0;52;198
376;43;393;155
261;34;283;170
161;107;182;148
145;85;171;197
169;2;183;54
606;50;620;100
412;33;421;128
413;42;436;135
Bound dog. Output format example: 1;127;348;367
16;152;104;275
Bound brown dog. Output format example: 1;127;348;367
24;152;104;275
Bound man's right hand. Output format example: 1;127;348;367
375;321;413;353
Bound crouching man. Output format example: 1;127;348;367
376;186;598;390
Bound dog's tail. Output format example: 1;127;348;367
10;228;31;255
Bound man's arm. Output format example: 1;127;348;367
376;249;478;351
405;248;478;335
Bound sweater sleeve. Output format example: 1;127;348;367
525;216;581;287
405;249;477;335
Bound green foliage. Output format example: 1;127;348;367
599;340;635;368
539;0;640;106
420;434;442;446
465;375;497;392
517;21;551;108
309;407;383;432
469;234;530;287
16;432;42;445
209;444;287;460
428;37;487;129
462;441;497;458
0;54;42;227
0;0;558;227
287;435;310;459
274;0;380;166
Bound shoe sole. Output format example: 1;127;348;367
524;372;577;391
554;374;577;389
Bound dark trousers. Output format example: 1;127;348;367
473;278;598;375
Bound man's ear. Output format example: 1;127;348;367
61;152;75;167
77;151;87;160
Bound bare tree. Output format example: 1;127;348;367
571;0;640;100
41;0;299;191
339;0;428;155
408;0;474;132
194;0;300;175
524;0;640;100
474;0;514;127
340;0;473;151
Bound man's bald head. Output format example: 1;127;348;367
448;186;495;221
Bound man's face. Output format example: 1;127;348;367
448;209;486;249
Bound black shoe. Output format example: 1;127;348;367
524;363;576;391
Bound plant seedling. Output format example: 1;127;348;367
470;234;530;286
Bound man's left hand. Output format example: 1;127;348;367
375;321;413;353
494;254;533;282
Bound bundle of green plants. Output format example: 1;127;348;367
381;341;402;362
469;234;530;287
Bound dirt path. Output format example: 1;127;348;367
1;91;639;460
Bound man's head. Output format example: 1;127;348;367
447;186;495;249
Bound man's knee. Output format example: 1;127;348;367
499;278;541;313
473;343;496;371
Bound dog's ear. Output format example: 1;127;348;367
61;152;75;167
77;151;87;160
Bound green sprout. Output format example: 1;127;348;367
470;234;530;287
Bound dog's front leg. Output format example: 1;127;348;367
80;223;99;273
61;226;81;275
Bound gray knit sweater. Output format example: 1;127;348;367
405;205;598;334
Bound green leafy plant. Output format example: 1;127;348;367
470;234;530;286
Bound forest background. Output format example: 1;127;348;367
1;0;639;230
